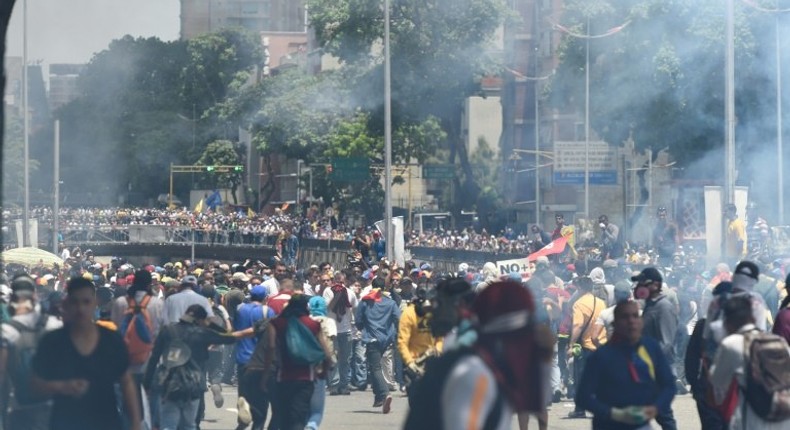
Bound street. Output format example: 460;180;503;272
201;387;701;429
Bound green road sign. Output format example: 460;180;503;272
331;157;370;182
423;164;456;179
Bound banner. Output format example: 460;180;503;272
527;236;568;261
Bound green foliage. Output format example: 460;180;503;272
2;117;38;199
308;0;509;212
55;30;262;203
196;140;243;201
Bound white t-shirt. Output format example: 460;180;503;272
323;286;358;334
441;355;513;430
262;278;280;297
1;311;62;345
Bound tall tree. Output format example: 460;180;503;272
196;139;244;204
308;0;508;213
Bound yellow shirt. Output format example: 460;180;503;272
397;304;442;364
571;293;607;350
726;218;747;258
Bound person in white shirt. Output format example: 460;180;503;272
261;261;287;297
323;271;359;395
709;295;790;430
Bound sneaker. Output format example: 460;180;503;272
372;399;384;407
340;388;351;395
329;388;343;396
237;397;252;425
382;395;393;414
210;383;224;408
567;410;586;419
552;390;562;403
676;379;689;395
351;384;368;392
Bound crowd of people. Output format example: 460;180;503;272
1;204;789;430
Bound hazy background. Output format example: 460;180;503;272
6;0;179;65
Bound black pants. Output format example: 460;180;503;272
572;348;593;413
695;398;726;430
274;380;313;430
656;410;678;430
237;366;271;430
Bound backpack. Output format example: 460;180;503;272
742;331;790;422
154;325;204;401
285;317;325;365
404;347;503;430
120;295;154;365
7;314;49;405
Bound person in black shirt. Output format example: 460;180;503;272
31;277;141;430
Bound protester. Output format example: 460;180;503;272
355;284;400;413
143;304;244;430
234;285;274;428
397;285;442;403
163;276;213;324
31;277;142;430
262;294;334;430
306;296;337;430
709;295;790;429
324;271;358;396
576;301;677;430
0;274;63;430
567;276;607;419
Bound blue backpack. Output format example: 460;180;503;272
285;317;325;365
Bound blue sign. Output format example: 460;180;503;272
553;171;618;185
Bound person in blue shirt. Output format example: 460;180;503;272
576;300;677;430
233;285;274;429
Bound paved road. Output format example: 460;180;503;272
201;386;701;429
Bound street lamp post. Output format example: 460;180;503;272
552;17;629;221
384;0;394;260
584;17;590;221
22;0;30;247
777;10;784;224
725;0;736;205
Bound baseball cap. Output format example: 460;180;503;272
250;285;267;301
734;261;759;281
181;275;198;286
630;267;663;284
420;263;432;271
232;272;250;283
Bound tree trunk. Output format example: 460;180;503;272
258;154;276;211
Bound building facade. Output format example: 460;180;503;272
180;0;306;40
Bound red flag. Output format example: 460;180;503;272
527;236;568;261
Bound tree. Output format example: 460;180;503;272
551;0;775;170
54;29;263;204
308;0;508;214
196;140;244;204
2;116;39;201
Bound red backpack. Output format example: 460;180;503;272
120;295;155;365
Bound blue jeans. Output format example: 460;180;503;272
306;378;327;430
351;339;367;388
329;332;352;390
365;342;389;402
160;398;200;430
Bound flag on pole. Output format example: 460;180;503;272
527;236;568;261
194;199;204;213
247;207;255;218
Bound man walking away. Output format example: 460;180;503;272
355;286;400;413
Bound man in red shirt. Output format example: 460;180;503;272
262;294;333;430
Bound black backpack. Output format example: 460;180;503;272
153;325;204;401
404;347;503;430
7;314;49;405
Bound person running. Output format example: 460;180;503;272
262;295;334;430
143;304;245;430
576;301;677;430
398;285;442;403
31;276;142;430
355;285;400;413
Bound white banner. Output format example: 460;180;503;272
495;257;531;278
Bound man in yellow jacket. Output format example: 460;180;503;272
397;287;442;403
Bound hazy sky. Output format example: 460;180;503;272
6;0;180;65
